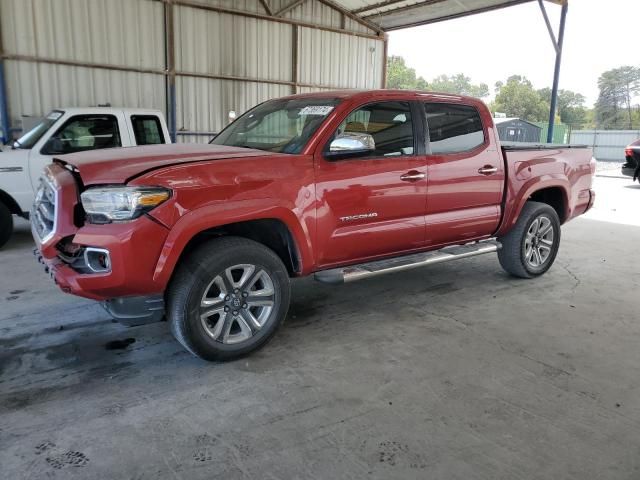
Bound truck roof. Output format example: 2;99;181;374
51;107;164;116
277;89;484;105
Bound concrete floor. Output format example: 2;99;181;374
1;176;639;479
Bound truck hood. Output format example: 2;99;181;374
54;144;276;185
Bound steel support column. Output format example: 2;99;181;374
0;6;10;145
544;0;568;143
0;60;9;144
165;0;177;143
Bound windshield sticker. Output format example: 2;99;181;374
47;111;63;120
300;106;334;116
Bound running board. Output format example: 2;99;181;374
314;240;501;285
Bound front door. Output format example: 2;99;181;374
422;101;505;247
314;101;427;267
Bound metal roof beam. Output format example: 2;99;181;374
274;0;307;17
258;0;273;16
317;0;385;34
352;0;409;15
362;0;447;20
538;0;559;54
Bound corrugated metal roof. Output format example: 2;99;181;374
337;0;540;31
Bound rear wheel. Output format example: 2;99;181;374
498;201;561;279
0;202;13;249
167;237;291;361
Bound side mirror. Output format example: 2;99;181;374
228;110;237;123
42;137;65;155
325;133;375;159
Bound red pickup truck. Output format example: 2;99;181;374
32;90;595;361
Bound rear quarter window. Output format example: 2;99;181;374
424;103;485;155
131;115;165;145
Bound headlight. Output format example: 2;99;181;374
81;186;171;223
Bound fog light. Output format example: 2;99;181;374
84;247;111;273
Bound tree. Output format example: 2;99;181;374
595;66;640;129
538;88;587;127
492;75;549;122
428;74;489;98
386;56;428;90
385;57;488;97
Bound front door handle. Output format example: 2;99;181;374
400;171;426;182
478;165;498;175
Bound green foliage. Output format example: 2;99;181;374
428;74;489;98
595;66;640;129
491;75;550;122
538;88;587;126
385;56;488;98
386;56;428;90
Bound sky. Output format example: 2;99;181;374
387;0;640;106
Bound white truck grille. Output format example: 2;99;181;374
32;177;57;242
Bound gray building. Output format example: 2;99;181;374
495;117;542;143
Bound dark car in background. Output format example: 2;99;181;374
622;139;640;182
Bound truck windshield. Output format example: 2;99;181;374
14;110;64;149
211;98;341;154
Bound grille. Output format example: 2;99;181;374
32;177;57;242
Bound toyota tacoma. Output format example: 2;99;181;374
32;90;596;361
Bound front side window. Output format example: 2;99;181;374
131;115;165;145
212;98;341;154
42;115;121;155
332;101;414;158
424;103;485;155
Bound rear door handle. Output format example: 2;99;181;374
478;165;498;175
400;171;426;182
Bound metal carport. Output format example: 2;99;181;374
0;0;567;144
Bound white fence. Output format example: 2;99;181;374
570;130;640;161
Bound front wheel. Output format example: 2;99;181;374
498;201;561;279
167;237;291;361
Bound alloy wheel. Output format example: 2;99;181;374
199;264;275;344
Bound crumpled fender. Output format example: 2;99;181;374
151;199;315;288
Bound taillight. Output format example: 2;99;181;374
625;147;633;157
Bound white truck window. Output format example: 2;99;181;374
42;115;121;155
131;115;165;145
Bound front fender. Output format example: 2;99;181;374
151;200;315;288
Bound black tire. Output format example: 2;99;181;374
0;202;13;249
498;201;561;279
167;236;291;361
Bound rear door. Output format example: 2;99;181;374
422;101;504;247
314;100;428;267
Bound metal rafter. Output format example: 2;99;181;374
316;0;385;34
274;0;307;17
258;0;273;15
352;0;409;15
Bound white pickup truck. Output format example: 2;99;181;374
0;108;171;247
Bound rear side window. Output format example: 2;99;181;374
42;115;121;155
131;115;165;145
424;103;485;155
